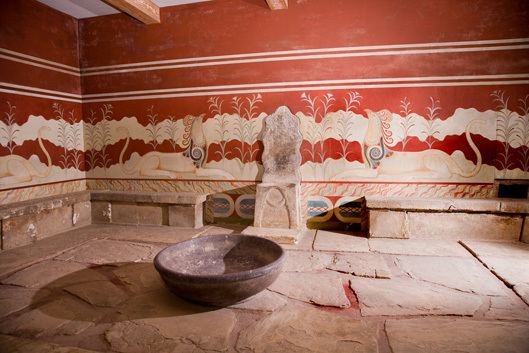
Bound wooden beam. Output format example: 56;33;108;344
265;0;288;10
103;0;160;24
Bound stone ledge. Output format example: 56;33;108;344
90;191;207;205
366;196;529;214
0;191;90;220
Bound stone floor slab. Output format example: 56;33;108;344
1;260;102;289
0;285;49;319
0;333;100;353
461;240;529;258
105;321;176;353
514;283;529;305
385;318;529;353
461;241;529;305
283;251;333;272
236;304;379;353
229;290;287;312
369;238;470;256
55;239;159;265
0;226;97;278
479;256;529;288
1;222;528;353
269;272;350;308
350;277;482;316
65;280;129;307
396;256;506;296
112;262;164;293
485;293;529;321
0;295;104;338
327;252;391;278
107;289;236;353
313;231;369;252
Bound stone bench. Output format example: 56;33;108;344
365;197;529;242
90;191;207;229
0;191;91;250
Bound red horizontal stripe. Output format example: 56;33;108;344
79;0;529;68
80;50;529;95
0;59;81;95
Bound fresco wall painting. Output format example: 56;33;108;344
2;0;529;227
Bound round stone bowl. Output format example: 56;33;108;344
153;234;285;307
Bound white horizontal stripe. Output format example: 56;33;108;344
83;74;529;98
2;38;528;79
0;54;80;77
83;80;529;103
83;37;529;72
81;44;529;76
0;48;80;72
2;75;528;103
0;82;83;99
0;88;82;103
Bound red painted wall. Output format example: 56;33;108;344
78;0;529;187
0;0;83;204
2;0;529;206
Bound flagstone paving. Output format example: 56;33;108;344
0;224;527;353
462;240;529;305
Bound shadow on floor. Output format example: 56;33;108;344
31;261;219;323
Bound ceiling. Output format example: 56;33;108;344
37;0;209;19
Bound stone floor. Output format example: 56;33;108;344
0;224;528;353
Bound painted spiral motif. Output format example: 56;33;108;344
368;145;383;160
365;144;386;168
190;145;205;167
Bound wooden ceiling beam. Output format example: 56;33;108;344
103;0;160;24
265;0;288;10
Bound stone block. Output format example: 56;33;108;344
522;216;529;243
168;205;203;228
0;191;89;220
499;199;529;213
91;201;111;224
111;203;139;224
254;183;301;230
366;196;501;213
1;206;72;250
91;191;206;205
72;201;91;227
407;212;523;241
137;204;164;225
368;210;408;238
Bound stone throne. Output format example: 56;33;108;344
242;105;302;244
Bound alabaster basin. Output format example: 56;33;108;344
154;234;285;306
